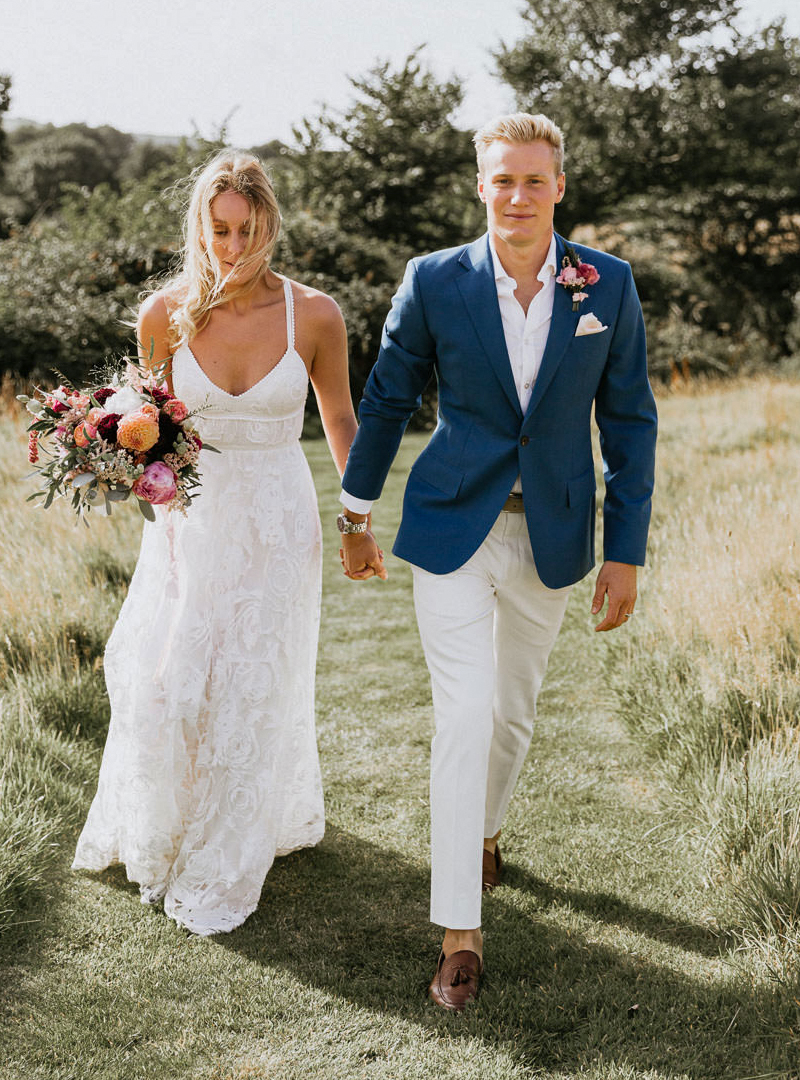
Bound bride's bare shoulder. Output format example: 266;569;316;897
138;288;177;364
287;279;344;332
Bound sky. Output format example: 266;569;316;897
2;0;799;147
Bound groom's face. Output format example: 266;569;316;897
478;140;565;249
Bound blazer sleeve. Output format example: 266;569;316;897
341;258;437;502
594;264;658;565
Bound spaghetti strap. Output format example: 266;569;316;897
283;278;295;349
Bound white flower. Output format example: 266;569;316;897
104;385;146;415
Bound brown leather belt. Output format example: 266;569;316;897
501;493;525;513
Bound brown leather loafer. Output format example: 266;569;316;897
428;949;483;1011
482;844;502;891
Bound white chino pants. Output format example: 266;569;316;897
412;511;572;929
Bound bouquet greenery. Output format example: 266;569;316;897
20;361;217;521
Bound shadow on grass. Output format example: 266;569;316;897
206;824;794;1078
505;864;732;958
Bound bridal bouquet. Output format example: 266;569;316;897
20;362;216;521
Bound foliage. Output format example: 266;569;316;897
0;74;10;184
607;378;800;984
0;147;201;385
280;51;481;411
2;123;135;220
294;50;481;254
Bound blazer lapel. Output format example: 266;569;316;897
523;233;581;423
456;235;522;418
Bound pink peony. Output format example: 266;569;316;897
578;262;600;285
132;462;177;505
162;398;189;423
73;421;98;448
47;388;70;415
117;404;160;452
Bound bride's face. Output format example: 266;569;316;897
206;191;256;282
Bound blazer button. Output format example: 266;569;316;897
520;436;529;446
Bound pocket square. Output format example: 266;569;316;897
575;312;608;337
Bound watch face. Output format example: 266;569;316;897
337;513;365;533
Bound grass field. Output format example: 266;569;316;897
1;377;799;1079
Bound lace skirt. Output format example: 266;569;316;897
72;440;325;935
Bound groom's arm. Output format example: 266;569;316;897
341;258;437;503
594;264;657;568
590;264;656;631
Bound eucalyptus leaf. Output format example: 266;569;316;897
25;400;44;415
72;472;96;489
137;499;156;522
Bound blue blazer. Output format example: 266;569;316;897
341;232;657;589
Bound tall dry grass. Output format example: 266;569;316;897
0;402;138;934
609;376;800;985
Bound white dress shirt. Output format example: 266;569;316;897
341;233;558;513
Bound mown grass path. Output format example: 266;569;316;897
1;428;797;1080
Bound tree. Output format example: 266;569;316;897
277;52;483;417
2;123;134;220
293;50;482;256
496;0;800;368
0;74;10;184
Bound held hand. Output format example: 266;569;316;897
591;561;637;631
340;530;388;581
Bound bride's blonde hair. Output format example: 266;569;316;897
166;150;281;346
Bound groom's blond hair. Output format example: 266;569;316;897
473;113;565;176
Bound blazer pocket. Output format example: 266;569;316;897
566;466;596;508
410;452;464;497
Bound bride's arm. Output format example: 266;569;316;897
308;291;387;581
137;291;175;393
307;294;358;478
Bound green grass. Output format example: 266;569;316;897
1;388;800;1079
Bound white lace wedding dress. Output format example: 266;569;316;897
72;279;325;935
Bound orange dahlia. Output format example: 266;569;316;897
117;405;160;452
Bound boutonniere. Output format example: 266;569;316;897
556;245;600;312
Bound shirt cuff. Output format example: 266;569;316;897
340;489;374;515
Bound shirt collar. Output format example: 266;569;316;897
488;233;558;291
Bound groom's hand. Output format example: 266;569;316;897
340;531;388;581
591;561;637;631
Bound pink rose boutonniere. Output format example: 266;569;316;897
556;245;600;312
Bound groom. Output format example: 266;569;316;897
338;113;657;1009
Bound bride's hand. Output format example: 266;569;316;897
340;531;388;581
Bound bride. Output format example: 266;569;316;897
72;149;384;935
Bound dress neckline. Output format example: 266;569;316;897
181;278;303;399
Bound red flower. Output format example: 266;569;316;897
93;387;116;405
150;386;172;405
578;262;600;286
97;412;122;441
